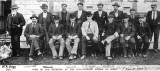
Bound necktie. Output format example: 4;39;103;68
72;22;74;27
32;23;36;34
88;22;90;28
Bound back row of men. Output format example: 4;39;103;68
7;2;160;61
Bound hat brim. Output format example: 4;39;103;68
30;17;38;19
112;5;120;7
40;6;48;9
10;7;19;9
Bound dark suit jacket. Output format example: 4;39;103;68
7;12;25;36
37;12;53;31
119;22;135;37
24;23;44;39
92;11;108;28
66;21;80;37
109;10;123;23
146;10;160;26
135;22;151;38
58;11;70;23
129;15;138;23
48;23;64;37
73;10;87;26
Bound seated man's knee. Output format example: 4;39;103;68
75;38;80;43
129;37;135;44
60;38;65;44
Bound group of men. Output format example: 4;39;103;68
6;2;160;61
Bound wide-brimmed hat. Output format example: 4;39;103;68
30;14;38;19
112;2;120;7
108;14;114;18
151;4;157;8
40;3;48;9
70;13;76;19
10;4;19;9
123;13;130;19
97;3;104;6
86;11;92;17
54;15;60;20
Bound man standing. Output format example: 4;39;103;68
58;3;70;31
65;13;80;60
119;13;135;58
136;14;151;57
92;3;108;41
101;15;119;60
48;16;65;60
38;4;54;54
109;2;123;23
7;4;25;57
146;4;160;53
24;14;44;61
129;8;138;23
81;11;99;59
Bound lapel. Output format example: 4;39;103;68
66;11;70;20
101;11;105;18
118;10;121;17
28;23;33;34
112;11;116;17
75;11;78;18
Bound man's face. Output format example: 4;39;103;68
113;6;119;10
42;7;48;13
124;18;129;23
78;5;83;10
11;8;18;13
108;18;114;23
62;5;67;11
70;18;75;22
151;6;157;11
54;20;59;23
32;18;37;23
98;5;103;11
139;17;144;22
87;16;92;21
130;11;135;15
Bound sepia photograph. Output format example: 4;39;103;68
0;0;160;70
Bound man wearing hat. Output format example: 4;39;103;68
119;13;135;58
92;3;108;44
38;3;54;54
101;14;119;60
7;4;25;57
135;14;151;57
48;15;65;60
65;13;80;60
129;8;138;24
81;11;99;59
146;4;160;53
58;3;70;31
109;2;123;23
24;14;44;61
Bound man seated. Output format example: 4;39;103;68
24;14;44;61
101;14;119;60
119;13;136;58
136;14;151;58
80;11;99;59
65;13;80;60
48;15;65;60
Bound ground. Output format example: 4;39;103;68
1;50;160;65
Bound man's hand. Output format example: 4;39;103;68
73;35;78;39
18;24;20;27
6;31;9;35
93;36;97;41
52;36;57;39
114;32;119;37
86;36;90;40
120;34;124;37
125;36;131;40
137;35;141;39
68;35;72;39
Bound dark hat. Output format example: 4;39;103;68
112;2;120;7
54;15;60;20
108;14;114;18
10;4;19;9
123;13;130;19
77;3;83;6
130;8;135;11
61;3;67;6
30;14;38;19
40;3;48;9
70;13;76;19
86;11;92;17
97;3;104;6
138;14;145;18
151;4;157;7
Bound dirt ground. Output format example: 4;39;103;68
1;50;160;65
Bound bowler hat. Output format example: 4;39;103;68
138;14;145;18
86;11;92;17
112;2;120;7
123;13;130;19
70;13;76;19
40;3;48;9
97;3;104;6
108;14;114;18
54;15;60;20
10;4;19;9
130;8;135;11
30;14;38;19
61;3;67;6
151;4;157;7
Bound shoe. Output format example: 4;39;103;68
37;50;42;56
105;56;113;60
138;54;142;57
153;49;158;53
69;55;74;60
128;55;132;58
16;54;20;57
29;57;33;61
53;56;57;59
142;54;148;58
123;55;127;58
91;54;95;57
73;55;77;59
59;56;63;60
80;55;86;59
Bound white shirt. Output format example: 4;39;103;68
43;12;47;18
115;12;118;17
32;23;36;27
98;11;102;17
55;23;58;28
12;12;17;17
78;10;82;18
152;11;157;20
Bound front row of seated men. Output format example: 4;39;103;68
24;11;151;61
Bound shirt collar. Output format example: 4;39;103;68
12;12;17;16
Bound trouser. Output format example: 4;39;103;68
136;36;150;55
11;35;20;56
42;26;49;53
105;35;117;56
150;25;159;49
29;37;40;56
65;38;80;55
49;38;65;57
120;37;135;56
81;34;98;55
